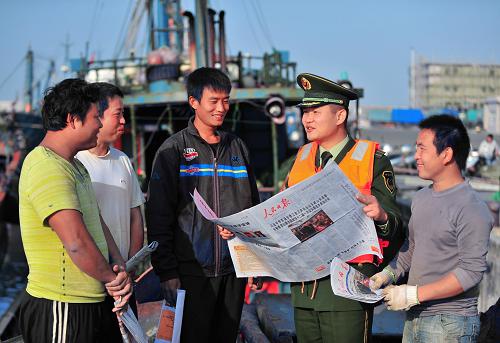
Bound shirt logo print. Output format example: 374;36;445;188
183;148;199;161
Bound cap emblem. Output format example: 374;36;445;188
301;77;312;90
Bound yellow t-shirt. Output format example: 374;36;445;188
19;146;109;303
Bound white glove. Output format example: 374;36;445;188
369;267;395;291
382;284;419;311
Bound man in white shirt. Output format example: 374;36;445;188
76;82;145;319
478;134;499;165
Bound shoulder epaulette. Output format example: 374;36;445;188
375;149;386;158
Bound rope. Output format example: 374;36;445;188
250;0;274;48
241;0;264;52
0;57;25;91
113;0;135;58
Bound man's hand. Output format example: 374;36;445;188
112;295;131;314
105;265;132;298
383;284;419;311
370;268;395;291
248;277;263;291
356;193;388;223
218;225;235;240
105;265;133;313
128;269;137;283
161;278;181;306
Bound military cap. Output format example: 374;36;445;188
296;73;358;108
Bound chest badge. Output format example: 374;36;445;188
183;148;199;161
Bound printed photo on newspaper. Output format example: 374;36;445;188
192;161;382;282
330;257;383;303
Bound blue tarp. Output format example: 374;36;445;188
391;109;424;124
367;109;392;122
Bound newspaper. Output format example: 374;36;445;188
193;161;382;282
115;242;159;343
155;289;186;343
330;257;383;303
120;306;149;343
126;241;158;272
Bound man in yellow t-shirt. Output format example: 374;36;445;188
18;79;132;343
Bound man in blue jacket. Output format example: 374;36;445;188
146;67;260;343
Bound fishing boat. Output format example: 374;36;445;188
69;0;305;195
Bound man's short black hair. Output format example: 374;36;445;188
41;78;99;131
186;67;231;101
487;134;494;140
343;107;349;128
94;82;124;117
419;114;470;170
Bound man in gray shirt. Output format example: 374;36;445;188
370;115;493;343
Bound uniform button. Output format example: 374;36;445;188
357;263;364;267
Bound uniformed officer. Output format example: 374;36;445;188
284;73;404;343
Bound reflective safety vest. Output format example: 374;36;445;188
287;139;383;264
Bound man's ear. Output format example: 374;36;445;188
66;113;76;129
188;96;199;110
336;108;347;126
442;147;454;165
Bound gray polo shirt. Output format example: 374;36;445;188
390;181;493;316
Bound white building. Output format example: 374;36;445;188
483;97;500;134
410;52;500;111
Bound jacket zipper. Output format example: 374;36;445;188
213;154;221;276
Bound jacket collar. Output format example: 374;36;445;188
187;116;227;144
334;136;356;164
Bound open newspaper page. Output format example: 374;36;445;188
330;257;383;303
193;161;382;282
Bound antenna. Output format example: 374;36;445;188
60;34;73;73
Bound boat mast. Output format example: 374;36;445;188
194;0;209;68
24;48;33;113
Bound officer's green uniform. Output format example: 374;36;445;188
288;74;405;343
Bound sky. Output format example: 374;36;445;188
1;0;500;107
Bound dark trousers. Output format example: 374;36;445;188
294;307;374;343
179;273;247;343
18;291;122;343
